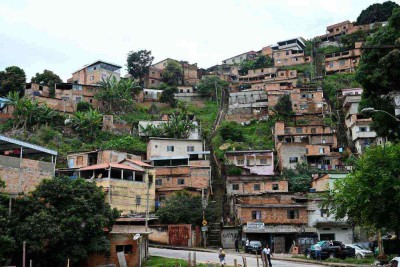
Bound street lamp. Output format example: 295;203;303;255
361;107;400;122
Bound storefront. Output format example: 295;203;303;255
242;223;317;253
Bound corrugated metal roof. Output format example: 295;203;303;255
0;135;57;156
122;159;152;167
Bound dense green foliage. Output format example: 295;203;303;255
356;1;399;25
140;112;196;139
162;60;183;86
9;176;119;267
76;101;92;112
126;50;154;85
324;143;400;231
282;163;313;192
218;121;244;143
156;191;218;225
339;30;369;50
31;69;63;98
69;109;103;141
0;178;16;266
274;95;293;117
160;85;178;107
322;73;360;107
356;8;400;139
0;66;26;96
197;76;229;98
8;92;64;130
238;56;273;75
96;76;141;114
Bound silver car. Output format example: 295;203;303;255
345;244;373;258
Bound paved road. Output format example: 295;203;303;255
150;247;324;267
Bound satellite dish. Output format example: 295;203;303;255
133;233;141;240
219;143;231;150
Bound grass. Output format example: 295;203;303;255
143;256;228;267
293;255;375;265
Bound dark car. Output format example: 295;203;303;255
305;240;355;259
245;240;263;254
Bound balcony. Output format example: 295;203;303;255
353;131;377;140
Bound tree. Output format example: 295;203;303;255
274;95;293;117
197;76;229;98
10;176;119;266
253;55;274;69
281;163;313;192
159;85;178;107
356;1;399;25
8;92;63;130
96;76;141;114
69;109;103;141
126;50;154;86
76;101;92;112
218;121;244;142
162;60;182;86
0;66;26;96
31;70;63;98
238;60;255;76
156;191;218;225
356;8;400;138
0;178;16;266
324;143;400;233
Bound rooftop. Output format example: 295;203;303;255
73;60;122;74
79;162;143;172
0;135;57;156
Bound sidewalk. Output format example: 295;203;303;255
149;244;373;267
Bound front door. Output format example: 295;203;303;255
274;236;285;253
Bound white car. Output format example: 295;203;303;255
388;257;400;267
345;244;374;258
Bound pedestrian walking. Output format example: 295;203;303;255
235;239;239;252
314;242;322;261
218;248;226;267
262;244;273;267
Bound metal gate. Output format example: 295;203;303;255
168;224;191;246
274;236;285;253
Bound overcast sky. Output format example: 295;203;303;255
0;0;398;81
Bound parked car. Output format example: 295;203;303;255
305;240;356;259
245;240;263;254
387;257;400;267
345;244;374;258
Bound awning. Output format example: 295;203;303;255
243;225;317;234
79;163;143;172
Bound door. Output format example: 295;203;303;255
274;236;285;253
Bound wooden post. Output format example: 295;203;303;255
193;251;196;266
29;259;32;267
242;256;247;267
22;241;26;267
188;252;191;267
234;259;237;267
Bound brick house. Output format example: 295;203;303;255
273;49;311;67
274;121;340;171
147;138;211;205
144;58;199;87
67;60;121;85
324;42;362;74
25;82;101;113
237;193;316;253
0;135;57;194
222;51;258;65
0;97;13;122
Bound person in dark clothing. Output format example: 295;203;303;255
234;239;239;252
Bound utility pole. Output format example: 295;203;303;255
22;241;26;267
145;171;150;233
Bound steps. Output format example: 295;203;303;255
208;222;221;247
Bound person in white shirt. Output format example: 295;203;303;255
314;243;322;261
262;244;273;267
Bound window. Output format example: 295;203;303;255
339;60;345;66
320;209;329;217
305;148;309;154
272;184;279;190
319;148;325;154
116;245;133;254
252;211;261;220
280;72;284;76
75;97;82;103
232;184;239;190
289;157;298;163
311;128;316;134
286;51;290;55
290;71;294;76
151;80;155;84
329;62;334;67
61;96;69;101
76;156;83;166
359;127;367;132
322;138;326;144
187;146;194;152
260;158;267;165
89;99;93;103
287;210;299;219
277;53;281;57
253;184;260;191
156;179;162;186
90;75;94;81
237;159;244;165
320;234;335;241
296;128;302;133
136;195;141;205
178;178;185;185
167;146;174;152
